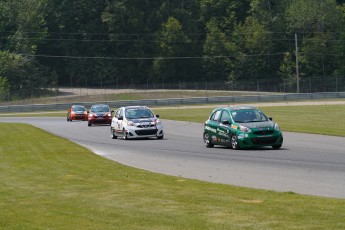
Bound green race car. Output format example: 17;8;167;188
203;106;283;150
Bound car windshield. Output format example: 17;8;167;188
72;106;86;111
125;108;154;119
91;105;110;113
231;109;268;123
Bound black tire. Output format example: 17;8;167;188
111;127;117;139
88;123;91;127
231;135;240;150
157;135;164;140
272;144;282;149
203;132;214;148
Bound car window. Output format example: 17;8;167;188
91;105;110;113
125;108;154;119
220;110;230;122
72;105;85;111
232;110;268;123
115;109;121;118
210;110;221;122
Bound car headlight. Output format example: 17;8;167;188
71;112;75;115
127;121;135;126
274;123;281;131
239;125;251;133
155;119;161;125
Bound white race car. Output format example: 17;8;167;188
110;106;164;140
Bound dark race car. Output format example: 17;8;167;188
87;104;113;126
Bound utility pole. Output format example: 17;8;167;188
295;33;300;93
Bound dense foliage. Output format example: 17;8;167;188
1;0;345;99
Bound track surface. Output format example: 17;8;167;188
1;117;345;199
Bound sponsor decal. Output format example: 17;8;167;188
231;124;238;129
218;131;228;138
205;126;217;133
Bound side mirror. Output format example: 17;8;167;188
269;117;273;121
156;114;160;118
221;120;230;125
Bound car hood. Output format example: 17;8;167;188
240;121;275;129
93;112;109;116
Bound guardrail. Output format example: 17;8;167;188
0;92;344;113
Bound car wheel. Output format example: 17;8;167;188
88;123;91;127
122;129;128;140
157;135;164;140
203;132;214;148
111;127;117;139
231;135;240;150
272;144;282;149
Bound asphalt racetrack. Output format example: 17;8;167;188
1;117;345;199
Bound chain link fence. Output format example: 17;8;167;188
0;76;344;105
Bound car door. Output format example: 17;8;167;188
205;109;222;144
112;108;124;133
216;110;232;145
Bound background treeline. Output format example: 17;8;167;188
1;0;345;100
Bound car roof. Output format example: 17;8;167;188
71;104;85;107
123;106;149;109
213;106;258;112
91;104;109;107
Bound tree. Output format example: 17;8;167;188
153;17;192;82
285;0;344;91
0;76;10;101
202;19;236;82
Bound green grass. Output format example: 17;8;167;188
1;123;345;229
154;104;345;137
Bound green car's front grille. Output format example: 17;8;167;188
251;137;278;145
253;130;275;135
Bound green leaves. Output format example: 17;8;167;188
1;0;345;97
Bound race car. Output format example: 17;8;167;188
203;106;283;149
110;106;164;140
67;104;88;122
88;104;113;126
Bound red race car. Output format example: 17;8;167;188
88;104;113;126
67;105;88;122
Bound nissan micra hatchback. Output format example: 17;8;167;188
88;104;113;126
110;106;164;140
203;106;283;149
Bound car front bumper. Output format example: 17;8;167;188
125;125;164;139
237;132;283;148
88;117;112;124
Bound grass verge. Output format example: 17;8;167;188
1;123;345;229
0;103;344;136
154;104;345;137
